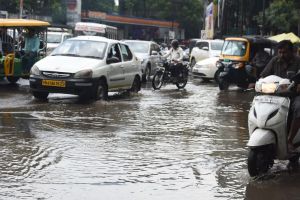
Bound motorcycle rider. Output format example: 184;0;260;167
260;40;300;152
163;39;184;78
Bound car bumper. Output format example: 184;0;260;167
192;67;216;79
29;75;97;95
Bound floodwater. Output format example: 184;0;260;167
0;79;299;200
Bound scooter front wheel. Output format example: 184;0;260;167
152;71;164;90
247;145;274;177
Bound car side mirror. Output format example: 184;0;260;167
201;47;209;51
107;56;120;64
151;50;158;56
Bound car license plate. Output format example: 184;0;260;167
42;80;66;87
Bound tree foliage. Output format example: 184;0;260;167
119;0;203;38
256;0;300;34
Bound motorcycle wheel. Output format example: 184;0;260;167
247;145;274;177
152;71;164;90
176;72;188;89
218;78;230;90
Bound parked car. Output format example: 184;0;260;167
123;40;162;82
47;30;73;54
189;39;224;67
30;36;142;101
188;38;201;55
192;56;220;82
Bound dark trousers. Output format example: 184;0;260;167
170;63;183;77
21;51;37;73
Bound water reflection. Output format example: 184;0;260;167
245;170;300;200
0;81;284;200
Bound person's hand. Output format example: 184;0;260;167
296;84;300;93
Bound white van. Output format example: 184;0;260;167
47;30;73;54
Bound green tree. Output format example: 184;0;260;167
256;0;300;34
119;0;203;38
82;0;115;13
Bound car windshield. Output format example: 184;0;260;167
211;41;224;50
222;40;247;56
47;33;62;43
51;40;107;59
125;42;149;54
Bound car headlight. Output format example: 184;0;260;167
141;58;147;64
30;65;40;76
216;61;223;68
74;69;93;78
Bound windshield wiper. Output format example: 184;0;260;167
81;55;101;59
51;53;80;57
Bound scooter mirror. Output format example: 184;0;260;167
287;71;296;79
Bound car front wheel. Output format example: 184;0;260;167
94;79;108;100
130;76;141;93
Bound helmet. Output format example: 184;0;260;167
171;39;179;49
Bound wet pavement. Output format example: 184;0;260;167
0;78;299;200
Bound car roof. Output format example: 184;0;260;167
48;32;72;35
195;39;224;43
122;40;156;44
69;36;122;44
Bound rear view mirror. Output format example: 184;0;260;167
287;71;296;79
107;56;120;64
151;50;158;56
202;47;209;51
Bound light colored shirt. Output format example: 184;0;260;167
24;36;40;52
163;47;184;62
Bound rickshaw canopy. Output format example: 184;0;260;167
269;32;300;43
0;19;50;27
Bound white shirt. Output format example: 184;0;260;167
163;47;184;62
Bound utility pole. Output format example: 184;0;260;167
262;0;265;35
19;0;23;18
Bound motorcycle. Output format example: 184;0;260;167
217;62;256;90
247;72;300;177
152;60;189;90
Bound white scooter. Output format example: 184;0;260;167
247;73;300;177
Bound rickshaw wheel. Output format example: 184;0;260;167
218;78;229;90
6;76;20;84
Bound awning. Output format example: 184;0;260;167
269;32;300;43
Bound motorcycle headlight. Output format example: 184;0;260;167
30;65;40;76
74;69;93;78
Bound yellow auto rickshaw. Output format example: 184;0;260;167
216;36;277;90
0;19;50;83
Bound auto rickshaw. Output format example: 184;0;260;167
0;19;50;84
216;36;277;90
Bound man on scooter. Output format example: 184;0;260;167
260;40;300;151
163;39;184;78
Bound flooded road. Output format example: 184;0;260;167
0;79;299;200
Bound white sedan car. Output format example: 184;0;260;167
192;57;220;82
123;40;162;82
30;36;142;100
189;39;224;67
